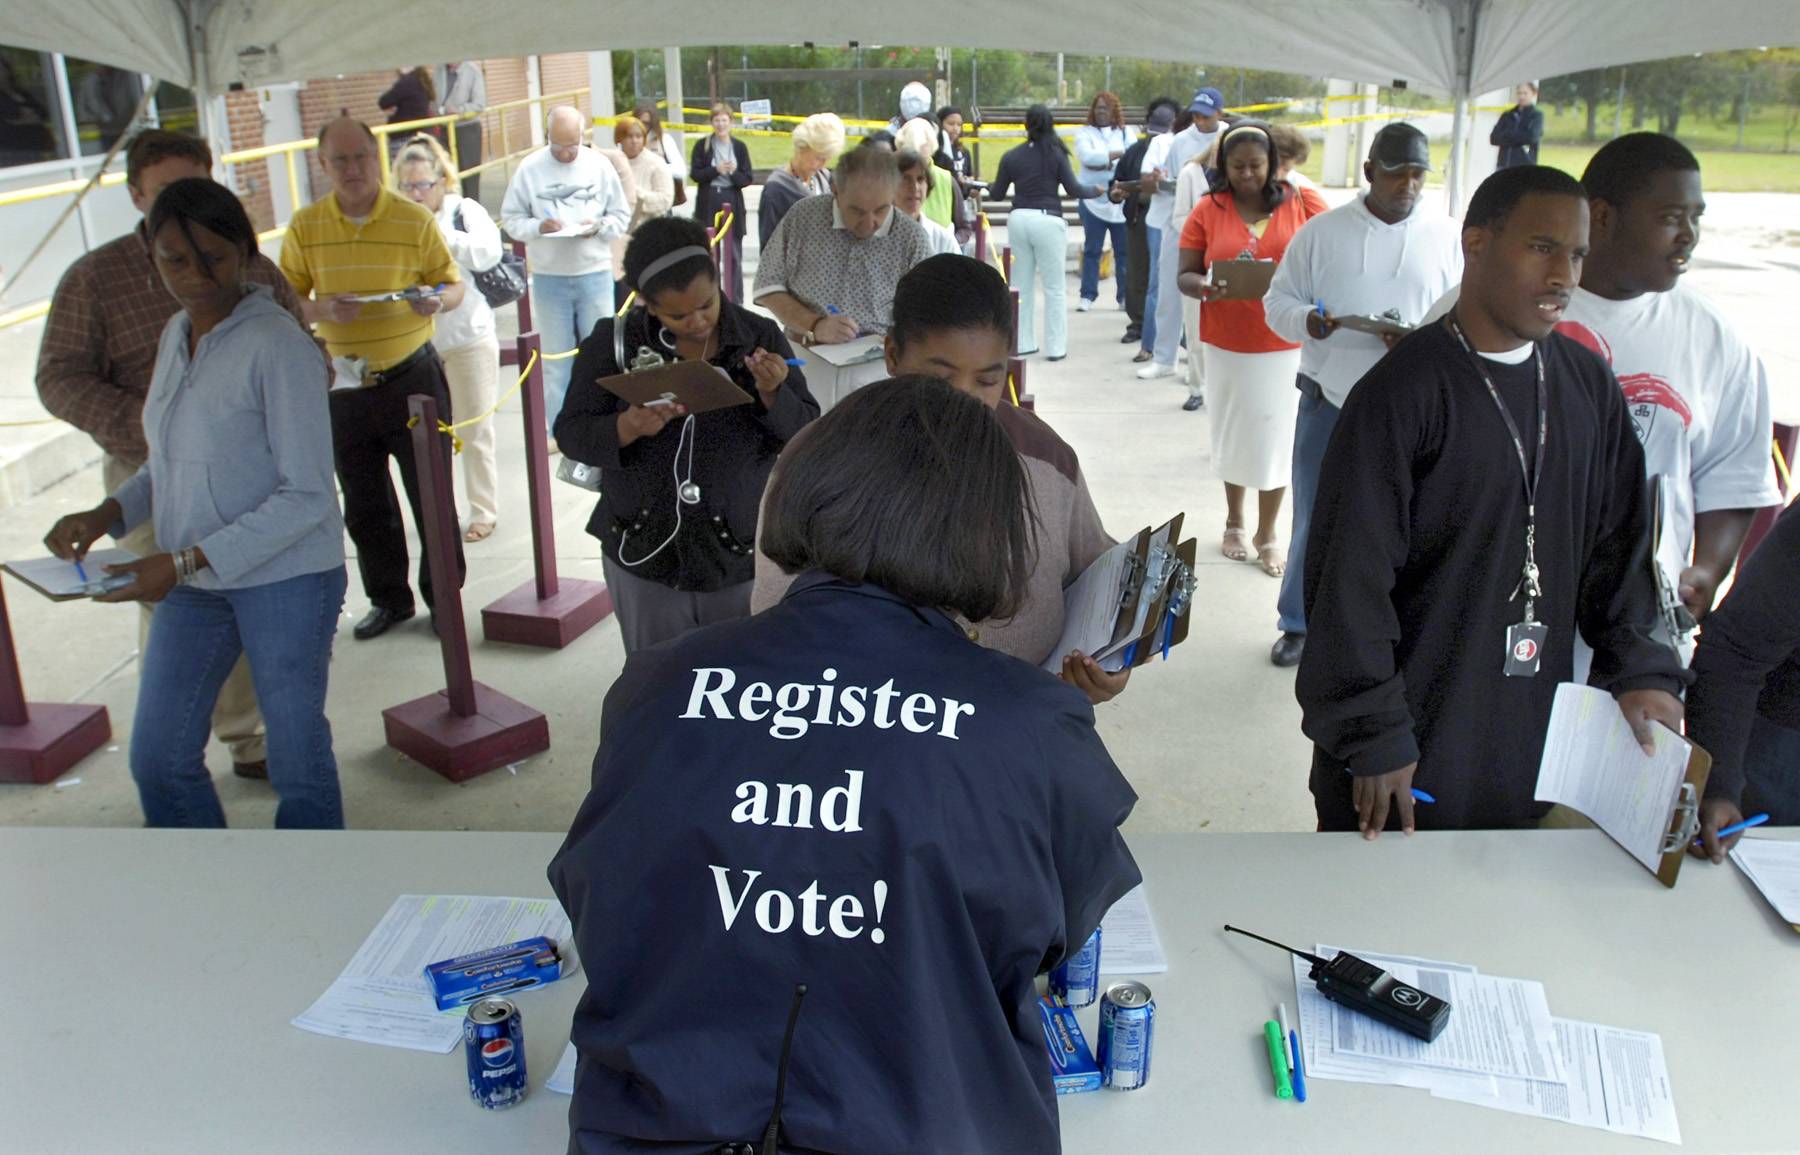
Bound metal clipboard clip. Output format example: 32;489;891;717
1659;781;1701;855
1165;562;1198;618
1116;550;1147;611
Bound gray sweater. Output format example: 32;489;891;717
110;286;345;589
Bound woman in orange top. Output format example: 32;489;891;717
1178;121;1326;577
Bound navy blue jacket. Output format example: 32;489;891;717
549;573;1141;1154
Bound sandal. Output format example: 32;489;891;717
1221;526;1251;562
1257;539;1287;577
464;522;496;543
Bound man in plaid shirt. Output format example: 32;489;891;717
35;129;304;782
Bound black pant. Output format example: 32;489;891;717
328;348;466;613
1124;215;1150;328
454;120;484;201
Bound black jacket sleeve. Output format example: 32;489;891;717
988;152;1014;203
1575;363;1693;700
1688;503;1800;805
1296;368;1425;775
1057;151;1101;200
1491;107;1544;148
742;318;819;441
757;179;799;252
553;320;629;470
731;139;754;190
689;138;718;186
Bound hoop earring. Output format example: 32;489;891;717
657;324;677;352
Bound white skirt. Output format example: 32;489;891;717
1203;345;1302;491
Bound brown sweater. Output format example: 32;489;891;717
752;401;1114;664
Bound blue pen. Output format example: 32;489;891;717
1313;298;1327;318
1410;788;1436;804
1695;812;1770;846
73;558;89;583
783;357;806;367
1289;1029;1308;1103
825;304;842;316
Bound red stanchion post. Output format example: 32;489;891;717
0;578;109;783
1009;355;1035;413
383;394;549;781
1740;422;1797;564
480;331;615;648
1003;246;1018;358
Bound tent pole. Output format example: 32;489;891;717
184;0;225;159
1447;92;1468;210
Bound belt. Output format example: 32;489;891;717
367;343;436;387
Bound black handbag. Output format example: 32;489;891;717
454;203;527;308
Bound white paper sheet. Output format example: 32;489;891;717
1330;966;1565;1084
1730;838;1800;924
1097;885;1166;974
1041;539;1133;674
809;334;885;367
548;1041;578;1094
1535;683;1691;872
3;550;137;599
1434;1018;1681;1145
291;895;572;1053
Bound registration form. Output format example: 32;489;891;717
1536;683;1692;873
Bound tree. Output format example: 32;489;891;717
1540;67;1619;142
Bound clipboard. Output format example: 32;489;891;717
3;550;138;601
1208;259;1276;302
596;359;755;415
1333;313;1415;338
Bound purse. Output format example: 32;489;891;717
453;203;527;308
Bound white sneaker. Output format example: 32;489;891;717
1076;299;1093;312
1136;362;1177;380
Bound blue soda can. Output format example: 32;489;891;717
1048;927;1103;1008
1097;981;1155;1090
464;997;528;1109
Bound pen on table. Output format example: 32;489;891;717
1695;812;1770;846
1289;1028;1308;1103
1263;1020;1294;1100
1278;1003;1294;1071
1411;788;1436;804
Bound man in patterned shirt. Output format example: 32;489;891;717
36;129;303;781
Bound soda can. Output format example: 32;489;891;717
464;997;528;1109
1097;981;1155;1090
1048;927;1103;1008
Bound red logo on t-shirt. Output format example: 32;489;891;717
1555;321;1691;443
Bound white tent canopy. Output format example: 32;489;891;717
3;1;1791;101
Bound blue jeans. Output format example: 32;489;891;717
1141;225;1162;354
1008;209;1070;358
1276;375;1341;635
533;272;613;433
131;567;348;828
1078;202;1128;305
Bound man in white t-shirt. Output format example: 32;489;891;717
1262;124;1463;668
1137;87;1223;381
1556;134;1780;653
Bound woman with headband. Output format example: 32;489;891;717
1176;120;1326;577
555;216;819;652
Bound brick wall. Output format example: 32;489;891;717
297;70;400;196
479;57;531;164
539;53;593;123
222;90;274;232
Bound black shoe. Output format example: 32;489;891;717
1182;394;1205;412
232;760;269;781
1121;327;1141;344
1271;632;1305;667
353;606;415;640
1047;353;1066;362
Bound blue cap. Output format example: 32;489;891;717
1190;87;1225;116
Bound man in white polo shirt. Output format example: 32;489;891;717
1262;123;1462;667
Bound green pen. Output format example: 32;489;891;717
1264;1020;1294;1099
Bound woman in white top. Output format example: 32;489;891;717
393;134;503;541
1074;91;1130;313
634;103;689;217
896;148;962;256
611;114;676;305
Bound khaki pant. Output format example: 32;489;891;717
104;455;267;765
438;337;501;526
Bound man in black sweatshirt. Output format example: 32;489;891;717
1297;165;1689;837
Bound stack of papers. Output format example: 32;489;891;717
1730;837;1800;927
1098;885;1167;974
1293;946;1679;1144
292;895;573;1053
809;335;885;367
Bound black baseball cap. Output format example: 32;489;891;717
1369;123;1432;172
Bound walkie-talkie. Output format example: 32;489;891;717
1224;925;1451;1042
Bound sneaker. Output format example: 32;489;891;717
1182;394;1205;411
1120;328;1141;344
1076;299;1092;312
1136;362;1177;380
1132;349;1154;363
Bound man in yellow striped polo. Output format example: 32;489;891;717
280;115;468;641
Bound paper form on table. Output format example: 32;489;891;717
1730;837;1800;925
1097;884;1167;974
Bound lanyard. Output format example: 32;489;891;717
1445;313;1548;622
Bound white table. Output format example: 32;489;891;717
2;827;1794;1153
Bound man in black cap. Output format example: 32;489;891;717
1261;124;1464;668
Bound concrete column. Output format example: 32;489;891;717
587;51;616;121
526;56;544;147
664;46;687;139
1320;79;1357;188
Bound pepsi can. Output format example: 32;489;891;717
1048;928;1102;1008
1097;981;1154;1090
464;997;528;1109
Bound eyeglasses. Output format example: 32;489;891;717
401;180;441;194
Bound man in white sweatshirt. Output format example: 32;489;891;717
1262;123;1462;667
501;106;632;442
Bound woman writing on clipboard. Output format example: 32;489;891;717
1176;121;1326;578
555;216;819;652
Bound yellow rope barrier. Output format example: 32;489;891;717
0;417;63;428
1775;437;1793;494
406;348;543;452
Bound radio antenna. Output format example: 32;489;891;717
1223;925;1330;968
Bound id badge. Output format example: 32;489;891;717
1503;621;1547;678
